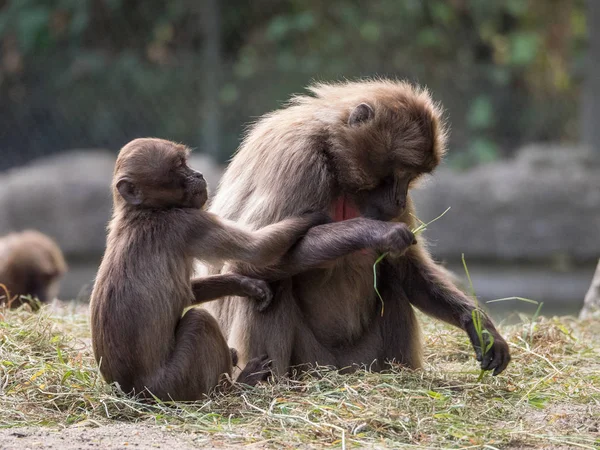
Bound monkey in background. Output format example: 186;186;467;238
90;138;326;401
0;230;67;308
204;79;511;377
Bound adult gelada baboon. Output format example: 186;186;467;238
90;138;325;401
203;79;511;376
0;230;67;308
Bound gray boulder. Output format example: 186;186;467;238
0;150;115;258
412;145;600;263
580;259;600;318
411;145;600;316
189;153;224;192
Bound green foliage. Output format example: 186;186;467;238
0;0;587;164
2;302;599;448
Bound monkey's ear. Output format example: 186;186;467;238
348;103;374;127
116;178;143;205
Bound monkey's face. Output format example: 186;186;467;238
354;172;414;221
329;97;446;221
114;138;208;210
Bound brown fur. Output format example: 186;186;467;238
90;138;324;401
0;230;67;308
204;79;510;376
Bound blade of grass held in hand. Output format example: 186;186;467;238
373;252;389;316
373;207;451;317
410;206;451;235
462;253;490;381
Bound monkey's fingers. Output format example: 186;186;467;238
491;341;511;376
481;348;494;371
230;348;239;367
480;339;511;375
253;284;274;312
240;279;274;312
256;354;272;378
492;354;511;376
379;224;416;254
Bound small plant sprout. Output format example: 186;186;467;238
373;252;388;316
373;207;451;316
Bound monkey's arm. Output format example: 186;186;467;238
236;218;416;280
399;245;511;375
191;274;272;312
188;211;327;267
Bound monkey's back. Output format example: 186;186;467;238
90;211;193;391
211;79;440;226
0;230;66;304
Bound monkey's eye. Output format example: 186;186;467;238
174;158;185;168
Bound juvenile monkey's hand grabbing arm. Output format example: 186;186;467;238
191;274;273;312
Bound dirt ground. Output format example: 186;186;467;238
0;423;237;450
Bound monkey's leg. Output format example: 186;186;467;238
141;308;232;401
330;261;422;372
401;246;511;375
226;281;338;377
191;274;272;311
377;259;423;369
238;218;415;280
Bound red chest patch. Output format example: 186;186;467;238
331;197;373;256
332;196;361;222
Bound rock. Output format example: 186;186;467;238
0;150;115;300
411;145;600;316
412;145;600;263
0;150;115;257
188;153;224;192
580;259;600;318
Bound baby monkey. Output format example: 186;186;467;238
90;138;324;401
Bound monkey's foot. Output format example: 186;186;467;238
236;355;271;386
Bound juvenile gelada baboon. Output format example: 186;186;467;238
204;79;511;376
90;138;325;401
0;230;67;308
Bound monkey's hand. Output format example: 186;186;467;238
236;354;272;386
230;348;239;367
465;318;511;376
240;277;273;312
377;223;417;255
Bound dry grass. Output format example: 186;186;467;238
0;301;599;449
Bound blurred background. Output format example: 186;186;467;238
0;0;598;319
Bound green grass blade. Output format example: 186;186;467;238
373;252;389;316
410;206;451;235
